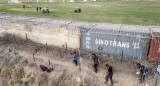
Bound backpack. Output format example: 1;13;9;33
142;65;148;73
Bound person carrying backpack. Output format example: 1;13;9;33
137;63;148;83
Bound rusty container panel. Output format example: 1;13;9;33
148;32;160;62
82;29;150;59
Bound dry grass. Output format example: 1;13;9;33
0;34;157;86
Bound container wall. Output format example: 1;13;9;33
148;32;160;62
1;22;80;49
82;29;150;58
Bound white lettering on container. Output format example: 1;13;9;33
94;39;132;49
133;42;140;49
85;33;90;49
117;42;121;47
105;40;108;45
113;41;116;46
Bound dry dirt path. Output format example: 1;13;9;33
17;50;144;86
0;45;146;86
0;34;151;86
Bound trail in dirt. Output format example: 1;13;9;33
0;45;144;86
17;50;143;86
0;34;152;86
18;51;107;86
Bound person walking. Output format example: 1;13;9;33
105;64;113;86
137;63;148;83
36;7;38;12
40;7;41;12
74;52;78;66
23;5;25;9
92;53;99;73
27;3;29;8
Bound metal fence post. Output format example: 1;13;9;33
121;50;123;63
26;34;28;41
154;72;158;86
45;42;47;52
154;63;159;86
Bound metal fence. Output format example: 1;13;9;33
1;14;160;60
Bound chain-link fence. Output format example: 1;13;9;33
0;14;160;59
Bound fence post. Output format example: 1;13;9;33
48;59;50;65
154;63;159;86
25;34;28;41
65;42;67;50
121;50;123;63
45;42;47;52
33;53;35;61
78;30;82;71
154;72;158;86
78;49;81;71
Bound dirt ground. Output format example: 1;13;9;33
0;34;159;86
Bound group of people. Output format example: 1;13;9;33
22;3;31;9
36;7;42;12
37;7;50;13
73;52;149;85
73;52;113;85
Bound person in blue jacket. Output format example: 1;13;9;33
36;7;38;12
137;63;148;83
74;52;78;66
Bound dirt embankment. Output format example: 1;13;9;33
0;34;156;86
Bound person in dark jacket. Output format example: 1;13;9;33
40;7;41;12
92;53;99;73
105;64;113;85
137;63;148;83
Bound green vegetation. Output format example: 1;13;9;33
0;1;160;25
0;0;47;2
1;0;160;2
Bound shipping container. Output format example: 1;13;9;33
148;32;160;62
82;29;150;59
